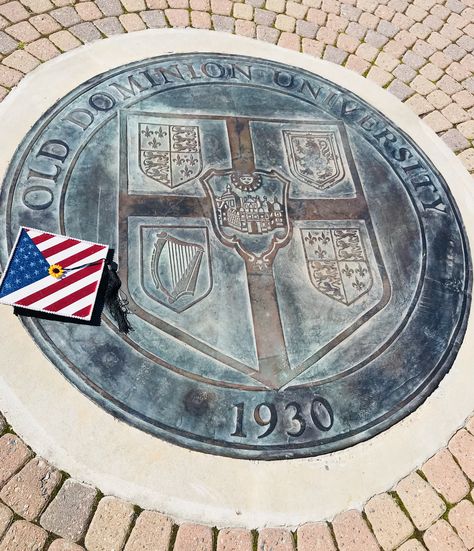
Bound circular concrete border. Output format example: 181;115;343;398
0;28;474;529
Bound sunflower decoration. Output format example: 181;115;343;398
48;264;64;279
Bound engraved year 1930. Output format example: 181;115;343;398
231;397;334;439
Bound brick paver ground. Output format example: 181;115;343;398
0;0;472;548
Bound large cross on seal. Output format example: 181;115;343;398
118;114;391;389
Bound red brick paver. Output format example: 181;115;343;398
364;493;414;550
297;522;337;551
332;510;380;551
174;523;214;551
0;520;48;551
449;430;474;481
423;519;468;551
258;528;296;551
395;473;446;531
217;528;254;551
48;541;85;551
124;510;174;551
448;500;474;549
422;448;470;504
84;496;135;551
0;434;33;488
0;457;62;521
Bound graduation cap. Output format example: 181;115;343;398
0;227;131;332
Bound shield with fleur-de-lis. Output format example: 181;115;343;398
139;122;202;188
301;226;373;305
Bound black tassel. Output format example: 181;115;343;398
104;261;133;334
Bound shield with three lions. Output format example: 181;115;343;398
139;122;202;188
301;226;373;305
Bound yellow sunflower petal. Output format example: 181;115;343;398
48;264;64;278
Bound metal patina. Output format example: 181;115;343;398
0;54;470;460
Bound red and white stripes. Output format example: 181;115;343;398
3;228;109;320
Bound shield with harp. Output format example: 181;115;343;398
148;229;211;312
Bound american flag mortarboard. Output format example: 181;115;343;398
0;227;109;321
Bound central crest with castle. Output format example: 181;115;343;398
202;168;292;268
215;182;286;236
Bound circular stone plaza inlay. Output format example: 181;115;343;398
0;48;471;462
1;48;471;459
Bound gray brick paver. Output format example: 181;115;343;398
388;79;415;100
96;0;124;16
40;479;98;542
256;25;279;42
393;64;417;83
94;16;125;35
323;44;348;63
0;29;17;54
296;19;317;37
70;21;102;42
50;7;81;27
254;8;276;26
140;9;167;27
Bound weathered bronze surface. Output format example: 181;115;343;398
0;54;470;459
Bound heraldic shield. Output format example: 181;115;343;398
136;225;212;314
201;169;292;267
301;226;373;305
283;129;345;190
119;110;391;389
139;122;202;188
